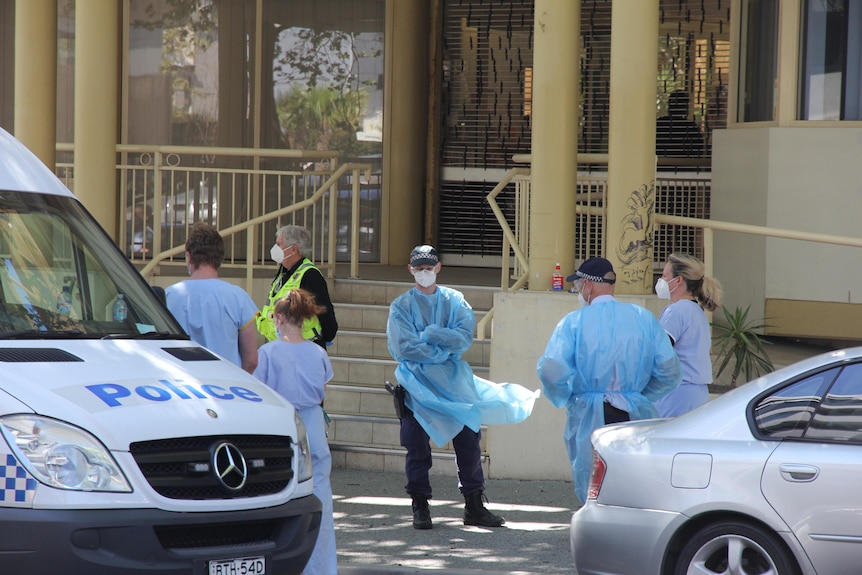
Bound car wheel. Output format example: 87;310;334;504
674;520;800;575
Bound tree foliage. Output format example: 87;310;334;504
276;85;374;158
274;28;382;93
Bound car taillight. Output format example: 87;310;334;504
586;450;606;500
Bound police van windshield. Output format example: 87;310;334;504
0;190;185;338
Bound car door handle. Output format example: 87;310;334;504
778;463;819;482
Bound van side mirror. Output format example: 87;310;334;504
152;285;167;306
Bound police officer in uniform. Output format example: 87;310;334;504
257;225;338;348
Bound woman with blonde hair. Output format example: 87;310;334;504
653;253;722;417
253;289;336;574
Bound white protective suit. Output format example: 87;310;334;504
387;285;539;447
537;297;681;503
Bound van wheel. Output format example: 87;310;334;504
673;520;799;575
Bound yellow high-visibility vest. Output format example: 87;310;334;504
256;260;323;342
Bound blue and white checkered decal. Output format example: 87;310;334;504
0;454;37;505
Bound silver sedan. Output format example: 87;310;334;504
571;347;862;575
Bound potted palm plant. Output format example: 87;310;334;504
711;305;774;387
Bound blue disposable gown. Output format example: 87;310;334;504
387;286;539;447
537;298;681;503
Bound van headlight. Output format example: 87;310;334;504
0;415;131;492
294;411;313;483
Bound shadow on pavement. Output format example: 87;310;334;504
333;468;578;575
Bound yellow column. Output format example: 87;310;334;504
605;0;659;294
776;0;802;126
74;0;120;237
382;0;428;263
14;0;57;168
528;0;579;290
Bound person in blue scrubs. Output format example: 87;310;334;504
653;253;723;417
166;222;259;373
254;289;336;575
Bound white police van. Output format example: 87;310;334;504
0;127;320;573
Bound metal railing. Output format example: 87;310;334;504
478;156;862;340
140;162;372;288
56;144;373;291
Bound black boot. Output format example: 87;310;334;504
463;491;505;527
411;494;432;530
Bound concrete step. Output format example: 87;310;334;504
333;303;390;333
333;278;499;311
327;383;395;419
333;303;492;338
326;410;489;476
329;329;491;366
329;355;489;387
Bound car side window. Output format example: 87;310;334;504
804;363;862;443
754;367;839;438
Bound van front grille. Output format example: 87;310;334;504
129;435;294;500
154;519;278;549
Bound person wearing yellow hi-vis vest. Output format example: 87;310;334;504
256;225;338;348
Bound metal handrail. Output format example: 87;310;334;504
477;167;531;340
480;163;862;340
487;168;531;291
139;162;371;287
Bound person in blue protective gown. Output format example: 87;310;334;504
537;257;681;504
387;245;539;530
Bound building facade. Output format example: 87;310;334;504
3;0;862;478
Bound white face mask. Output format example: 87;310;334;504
413;269;437;288
655;277;674;300
270;244;285;264
577;292;587;306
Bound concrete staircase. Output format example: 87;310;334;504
326;273;498;477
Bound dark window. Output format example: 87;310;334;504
804;363;862;442
799;0;862;120
754;367;838;438
738;0;779;122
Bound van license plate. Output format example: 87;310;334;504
208;556;265;575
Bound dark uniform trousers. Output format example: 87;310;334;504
400;410;484;497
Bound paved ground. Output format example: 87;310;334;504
333;467;578;575
331;337;841;574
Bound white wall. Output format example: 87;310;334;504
710;128;770;321
712;127;862;316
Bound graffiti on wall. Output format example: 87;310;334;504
615;181;656;287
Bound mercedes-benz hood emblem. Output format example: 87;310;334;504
212;441;248;491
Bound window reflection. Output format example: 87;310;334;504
799;0;862;120
754;367;837;438
128;1;221;146
805;363;862;441
738;0;779;122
